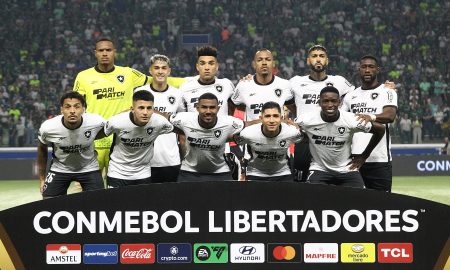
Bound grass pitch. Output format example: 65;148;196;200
0;176;448;211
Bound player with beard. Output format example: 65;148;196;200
296;86;385;187
169;93;244;182
342;55;397;191
37;92;106;198
104;90;174;188
134;54;182;183
289;45;355;182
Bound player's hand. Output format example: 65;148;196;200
384;80;397;91
347;155;367;171
239;74;253;81
39;179;45;194
283;118;298;127
356;114;371;124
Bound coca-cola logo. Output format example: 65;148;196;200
122;248;152;258
120;244;155;264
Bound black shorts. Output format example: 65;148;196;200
151;165;181;183
178;170;233;182
359;162;392;192
42;170;104;197
293;141;312;181
307;170;364;188
107;176;151;188
247;174;294;182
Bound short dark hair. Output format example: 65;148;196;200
95;38;115;49
360;55;379;65
60;92;86;107
308;44;327;54
320;86;340;97
197;46;218;59
133;90;154;102
198;92;218;104
261;101;281;114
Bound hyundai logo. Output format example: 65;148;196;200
239;246;256;255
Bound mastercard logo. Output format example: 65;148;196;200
272;246;296;260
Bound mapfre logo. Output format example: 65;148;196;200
120;244;155;264
378;243;413;263
303;243;338;263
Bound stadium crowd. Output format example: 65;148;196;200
0;0;448;146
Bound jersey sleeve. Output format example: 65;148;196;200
73;73;86;96
340;77;355;96
231;82;244;105
234;127;250;145
384;89;398;108
341;95;351;111
130;68;148;88
169;112;187;130
167;77;186;88
230;117;245;135
37;123;47;144
158;115;174;134
104;118;116;137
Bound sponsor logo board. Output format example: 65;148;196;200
304;243;338;263
230;243;264;263
341;243;375;263
267;243;302;263
193;243;228;263
46;244;81;264
120;243;155;264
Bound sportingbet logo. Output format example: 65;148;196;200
46;244;81;264
120;244;155;264
194;243;228;263
303;243;338;263
83;244;118;264
378;243;413;263
268;243;302;263
341;243;375;263
230;243;264;263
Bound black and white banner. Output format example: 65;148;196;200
0;182;449;269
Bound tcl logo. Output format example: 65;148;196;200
120;244;155;264
378;243;413;263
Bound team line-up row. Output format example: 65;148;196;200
37;40;398;198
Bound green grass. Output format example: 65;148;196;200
0;177;448;211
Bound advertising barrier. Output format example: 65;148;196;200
393;155;450;176
0;182;449;269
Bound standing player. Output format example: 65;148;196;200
169;93;244;181
37;92;105;198
235;102;303;181
179;46;235;116
290;45;355;182
342;55;397;191
74;38;184;182
296;86;385;187
104;90;173;187
134;54;182;182
232;49;295;122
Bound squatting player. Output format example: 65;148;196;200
169;93;244;181
342;55;397;191
104;90;173;187
134;54;182;182
296;86;385;188
235;102;303;181
37;92;106;198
